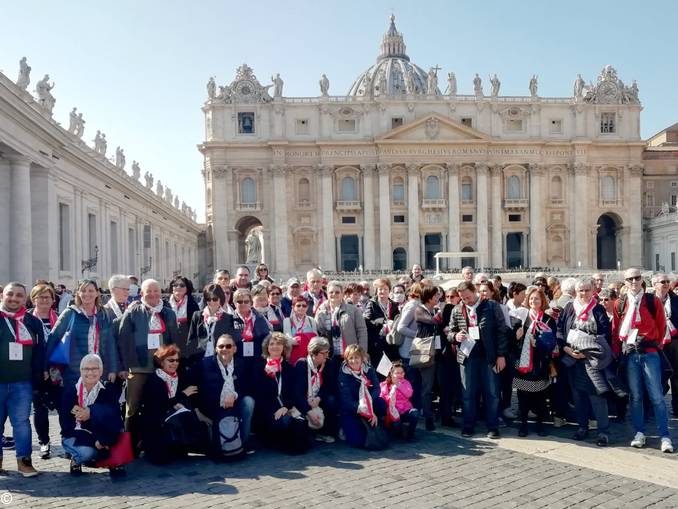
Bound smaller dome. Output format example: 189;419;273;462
347;16;441;98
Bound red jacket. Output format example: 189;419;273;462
613;293;666;353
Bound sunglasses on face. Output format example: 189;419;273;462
659;280;671;285
235;300;250;304
217;344;234;350
165;358;180;363
295;303;308;308
206;297;221;302
626;275;642;282
270;292;281;296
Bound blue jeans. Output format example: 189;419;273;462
626;351;670;437
0;381;33;458
459;356;500;431
62;437;97;465
236;396;254;445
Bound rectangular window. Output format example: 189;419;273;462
600;113;616;133
393;215;406;224
671;194;677;207
462;214;473;222
461;182;473;202
110;221;118;273
461;117;473;127
58;203;71;271
508;214;521;222
550;119;563;134
341;216;356;224
505;119;524;132
295;119;310;135
238;112;255;134
87;213;97;258
391;117;404;129
671;181;678;188
337;119;356;132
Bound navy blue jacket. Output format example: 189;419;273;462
59;381;122;447
197;355;252;422
253;358;296;424
338;365;380;416
294;357;338;415
225;311;270;362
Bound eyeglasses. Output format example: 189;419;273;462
217;344;234;349
174;283;186;288
270;292;281;296
659;280;671;285
81;367;100;372
165;358;180;363
235;300;250;304
206;297;221;302
295;303;308;308
114;286;130;291
625;275;642;282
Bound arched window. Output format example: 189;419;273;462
240;177;256;204
341;176;357;201
425;175;441;199
550;176;563;200
298;177;310;205
392;177;405;203
461;246;476;269
461;177;473;202
601;175;616;201
507;175;522;199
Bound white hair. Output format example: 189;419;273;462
561;277;577;296
652;273;671;284
141;278;160;293
108;274;130;290
473;272;489;284
306;268;323;282
80;353;103;371
575;277;594;290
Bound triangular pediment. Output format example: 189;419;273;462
377;113;489;142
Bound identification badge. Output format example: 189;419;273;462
9;342;23;361
626;328;639;344
434;335;441;349
147;333;160;350
243;341;254;357
468;326;480;340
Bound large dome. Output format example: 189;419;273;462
347;15;441;98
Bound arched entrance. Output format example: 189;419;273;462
235;216;264;265
596;213;620;269
461;246;476;269
393;247;407;271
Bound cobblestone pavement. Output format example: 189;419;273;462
2;412;678;508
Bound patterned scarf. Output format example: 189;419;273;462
144;301;166;334
32;308;58;330
573;298;597;323
0;305;33;344
169;294;188;324
75;378;104;430
306;355;323;400
234;311;254;342
465;299;480;327
202;306;224;356
517;310;550;374
619;291;643;342
78;307;100;355
342;362;374;420
265;357;282;379
155;368;178;398
216;357;237;407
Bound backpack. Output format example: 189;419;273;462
385;314;405;346
216;416;244;458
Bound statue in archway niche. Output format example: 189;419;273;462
245;229;262;264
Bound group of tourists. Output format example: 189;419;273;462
1;262;677;478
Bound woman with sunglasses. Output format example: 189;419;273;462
226;289;271;372
363;278;399;365
166;276;200;365
139;344;203;464
252;285;283;333
253;263;274;285
187;284;230;365
283;296;318;365
47;279;118;389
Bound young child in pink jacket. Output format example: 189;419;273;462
379;361;420;440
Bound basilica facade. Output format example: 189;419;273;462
201;16;645;276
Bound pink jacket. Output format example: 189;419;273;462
379;379;414;414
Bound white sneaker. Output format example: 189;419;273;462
588;419;598;430
661;437;674;453
630;432;646;448
502;408;518;420
553;417;567;428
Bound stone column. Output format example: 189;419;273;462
8;156;32;284
573;163;589;268
0;159;11;282
319;165;336;271
407;164;420;266
361;164;376;270
377;164;392;270
210;165;229;270
475;163;489;268
271;165;290;274
447;163;460;269
490;164;503;268
627;165;643;267
529;164;546;267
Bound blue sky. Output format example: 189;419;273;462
3;0;676;220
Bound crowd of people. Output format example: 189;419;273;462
1;262;677;478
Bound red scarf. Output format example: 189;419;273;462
32;308;58;330
576;298;597;323
170;295;188;324
0;306;33;344
265;357;282;379
148;309;166;334
528;309;552;335
239;312;254;342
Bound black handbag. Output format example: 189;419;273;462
361;418;389;451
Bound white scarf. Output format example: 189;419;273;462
78;307;99;355
74;378;104;430
155;368;178;398
306;355;323;400
107;298;124;319
619;291;643;341
0;305;33;343
341;362;374;420
202;307;225;357
216;357;237;406
169;294;188;323
465;298;481;326
144;301;165;332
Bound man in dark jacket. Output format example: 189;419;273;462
0;282;45;477
653;273;678;416
448;281;508;439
